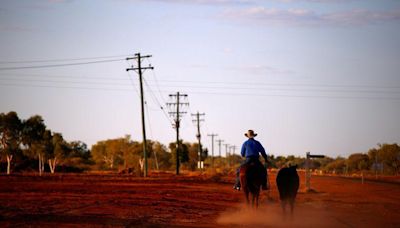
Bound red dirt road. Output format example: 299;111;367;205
1;171;400;227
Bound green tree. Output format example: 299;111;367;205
47;132;70;173
324;157;346;174
21;115;47;175
63;141;91;171
377;143;400;175
0;112;23;174
169;140;189;170
152;141;171;170
346;153;370;172
186;143;199;171
91;136;146;171
91;141;115;169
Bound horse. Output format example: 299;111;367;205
276;165;299;218
239;162;264;208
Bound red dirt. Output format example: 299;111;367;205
1;171;400;227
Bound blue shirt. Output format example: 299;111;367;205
241;138;267;160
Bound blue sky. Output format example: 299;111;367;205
1;0;400;158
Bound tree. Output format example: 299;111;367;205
47;132;69;174
152;141;171;170
91;136;140;170
346;153;370;172
0;112;22;175
169;140;189;170
186;143;199;171
377;144;400;175
323;157;346;174
60;141;92;172
22;115;47;175
91;141;114;169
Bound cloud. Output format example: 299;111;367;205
221;7;400;26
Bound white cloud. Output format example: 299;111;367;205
222;7;400;26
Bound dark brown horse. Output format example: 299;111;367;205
239;162;263;208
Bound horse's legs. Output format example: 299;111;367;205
255;192;260;209
244;190;250;206
281;200;287;220
289;198;295;219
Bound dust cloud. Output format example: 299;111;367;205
217;200;339;227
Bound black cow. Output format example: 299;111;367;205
276;165;299;217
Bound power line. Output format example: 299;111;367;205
145;58;168;105
0;82;133;92
125;65;141;98
143;78;174;125
1;77;398;96
0;54;130;64
145;79;400;90
142;84;400;95
0;72;131;81
171;90;400;101
0;77;131;87
1;81;400;101
2;72;399;93
0;58;125;71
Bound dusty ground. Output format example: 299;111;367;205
0;171;400;227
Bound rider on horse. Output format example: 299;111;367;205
234;129;269;191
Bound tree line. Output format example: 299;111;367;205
1;111;399;175
0;111;208;175
0;111;91;175
267;143;400;175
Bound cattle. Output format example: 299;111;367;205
276;165;299;217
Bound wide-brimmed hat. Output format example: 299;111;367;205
244;129;257;138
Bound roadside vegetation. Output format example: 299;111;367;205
1;111;399;176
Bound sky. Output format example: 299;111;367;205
0;0;400;158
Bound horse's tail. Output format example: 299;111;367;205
240;163;262;193
247;164;262;193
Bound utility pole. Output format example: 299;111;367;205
207;133;218;167
224;143;230;157
192;112;205;169
216;139;224;157
167;92;189;175
224;143;230;167
230;145;237;155
126;53;153;177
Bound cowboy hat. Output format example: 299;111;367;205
244;129;257;138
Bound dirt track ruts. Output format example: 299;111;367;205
1;172;400;227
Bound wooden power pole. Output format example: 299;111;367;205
167;92;189;175
216;139;224;157
207;133;218;167
192;112;205;169
126;53;153;177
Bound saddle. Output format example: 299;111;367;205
240;161;269;190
